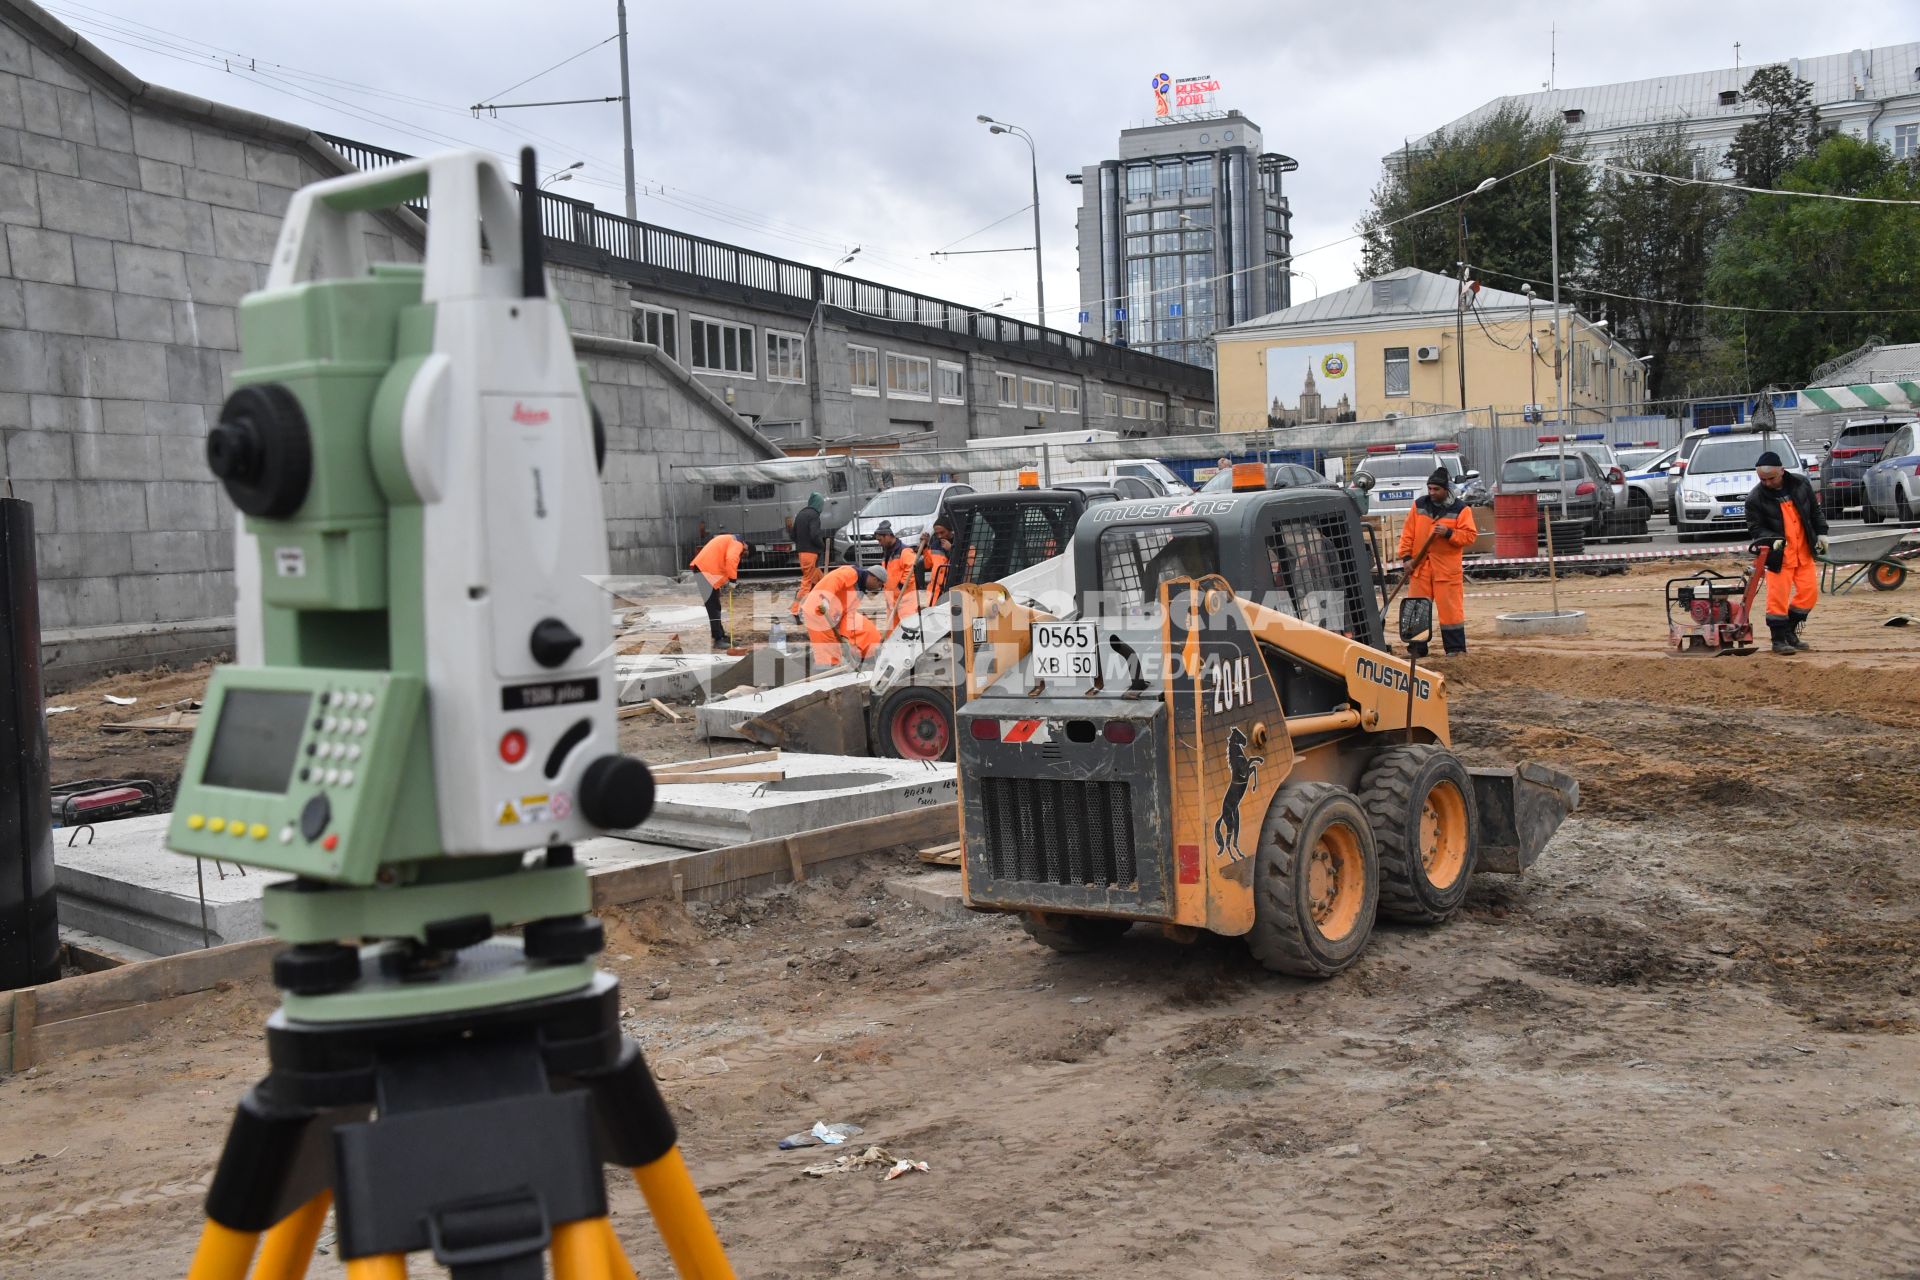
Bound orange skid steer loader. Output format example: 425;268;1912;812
949;486;1577;975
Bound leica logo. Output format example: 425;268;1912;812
511;402;551;425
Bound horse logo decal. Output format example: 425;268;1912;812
1214;725;1264;864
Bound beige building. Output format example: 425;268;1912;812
1215;267;1644;432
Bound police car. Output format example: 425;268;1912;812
1352;443;1477;515
1672;424;1801;539
1614;439;1678;513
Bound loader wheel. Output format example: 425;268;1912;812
1246;783;1378;978
1359;746;1480;924
1020;912;1131;954
876;685;954;762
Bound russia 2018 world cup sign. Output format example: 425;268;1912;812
1152;72;1221;117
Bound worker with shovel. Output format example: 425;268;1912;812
917;517;954;607
800;563;884;668
690;532;746;648
874;521;919;628
1396;467;1477;657
1746;450;1828;654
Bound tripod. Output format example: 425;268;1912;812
185;959;734;1280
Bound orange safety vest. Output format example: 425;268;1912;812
690;535;744;590
883;545;919;619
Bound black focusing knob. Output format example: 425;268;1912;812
578;754;654;830
273;942;360;995
524;914;604;962
210;383;312;519
529;617;583;668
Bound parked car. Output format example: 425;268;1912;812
1620;446;1678;513
1350;445;1476;516
1493;448;1619;531
1671;426;1800;538
832;481;974;564
1664;423;1807;527
1198;461;1337;494
1820;417;1910;515
1613;443;1668;473
1537;433;1629;510
1107;459;1193;496
1055;476;1159;501
1862;420;1920;524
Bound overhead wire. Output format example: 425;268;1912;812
475;34;619;108
1562;153;1920;206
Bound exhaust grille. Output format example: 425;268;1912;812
978;777;1136;887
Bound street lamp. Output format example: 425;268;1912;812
977;114;1045;327
539;160;585;190
835;246;861;267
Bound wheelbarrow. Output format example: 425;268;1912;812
1818;530;1912;594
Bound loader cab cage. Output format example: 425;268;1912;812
945;491;1088;586
1077;489;1384;647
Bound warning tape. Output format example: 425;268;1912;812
1465;584;1661;600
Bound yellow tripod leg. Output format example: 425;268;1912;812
596;1218;641;1280
187;1220;259;1280
631;1147;735;1279
551;1218;616;1280
342;1257;406;1280
249;1191;331;1280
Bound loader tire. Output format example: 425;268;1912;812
1359;745;1480;924
876;685;955;762
1246;783;1378;978
1020;912;1131;954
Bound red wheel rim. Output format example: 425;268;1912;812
889;699;950;759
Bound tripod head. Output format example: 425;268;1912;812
165;148;653;1014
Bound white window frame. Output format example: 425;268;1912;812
1103;392;1120;417
996;371;1018;406
631;302;678;361
885;352;932;401
849;344;880;396
764;328;807;384
1058;384;1081;415
937;360;966;405
690;314;756;377
1149;401;1167;423
1021;376;1055;409
1895;122;1918;160
1122;396;1146;420
1198;410;1217;429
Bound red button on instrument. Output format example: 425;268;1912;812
322;834;339;851
500;729;528;764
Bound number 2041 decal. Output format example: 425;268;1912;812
1209;655;1254;714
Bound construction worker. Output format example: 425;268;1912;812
918;518;954;607
788;491;825;619
874;521;919;626
1746;449;1828;654
1396;467;1478;658
688;532;745;647
800;563;884;667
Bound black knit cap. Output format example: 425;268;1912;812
1428;468;1452;487
1755;451;1783;468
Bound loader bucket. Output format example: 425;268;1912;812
1470;763;1579;874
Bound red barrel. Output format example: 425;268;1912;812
1493;493;1539;558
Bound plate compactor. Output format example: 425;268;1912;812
947;487;1579;977
1665;553;1764;656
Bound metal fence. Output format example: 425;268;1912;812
316;134;1210;396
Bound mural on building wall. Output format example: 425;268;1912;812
1265;343;1357;428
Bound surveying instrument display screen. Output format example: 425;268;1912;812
171;148;735;1279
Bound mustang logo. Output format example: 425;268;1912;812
1214;726;1264;864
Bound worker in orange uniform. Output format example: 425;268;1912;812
689;532;745;647
1746;449;1828;654
874;521;920;628
1396;467;1478;658
800;563;884;668
788;492;826;620
917;517;954;607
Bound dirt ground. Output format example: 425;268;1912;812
10;558;1920;1277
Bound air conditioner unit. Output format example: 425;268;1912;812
1590;350;1606;365
1415;345;1441;362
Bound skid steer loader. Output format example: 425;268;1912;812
949;486;1577;975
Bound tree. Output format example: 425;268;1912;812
1578;125;1734;398
1722;65;1821;189
1359;104;1592;290
1706;133;1920;387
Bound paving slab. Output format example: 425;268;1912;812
884;870;971;918
613;653;741;704
695;670;869;741
631;752;955;849
54;813;289;955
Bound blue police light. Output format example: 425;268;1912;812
1403;442;1437;452
1573;432;1605;441
1706;425;1733;435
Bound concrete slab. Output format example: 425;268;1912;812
54;813;289;955
613;653;740;704
632;752;956;849
884;871;971;918
696;670;868;741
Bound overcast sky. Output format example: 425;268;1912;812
53;0;1912;327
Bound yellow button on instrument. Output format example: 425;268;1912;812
249;823;269;840
186;814;206;830
207;817;226;833
229;820;246;837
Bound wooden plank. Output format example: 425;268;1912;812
34;991;208;1062
31;937;278;1025
919;840;963;857
919;847;962;867
101;710;199;734
10;989;35;1073
661;750;780;774
653;770;784;785
649;699;685;723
